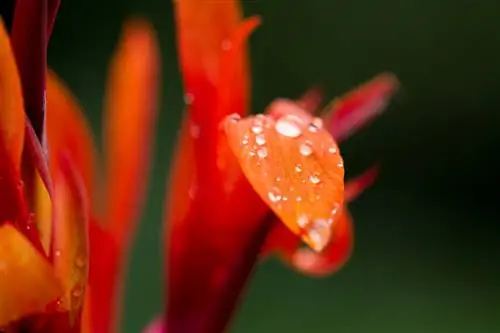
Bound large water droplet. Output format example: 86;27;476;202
257;147;268;158
255;134;266;146
309;174;321;184
308;219;331;252
275;115;303;138
328;146;337;154
268;189;282;203
299;141;313;156
297;214;309;228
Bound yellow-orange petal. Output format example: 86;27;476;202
0;19;25;171
345;165;379;202
224;99;345;252
290;208;354;277
325;73;399;142
102;18;159;248
0;223;63;326
51;153;89;324
46;70;97;210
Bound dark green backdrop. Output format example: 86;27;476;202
48;0;500;332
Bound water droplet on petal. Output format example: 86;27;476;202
268;189;282;203
54;250;62;257
337;160;344;168
308;219;332;252
72;286;84;297
257;147;268;158
328;146;337;154
296;196;302;202
255;134;266;146
309;174;321;184
299;141;313;156
297;214;309;228
308;118;323;133
75;256;86;268
184;93;194;105
295;164;303;172
275;115;303;138
221;39;232;51
251;124;263;134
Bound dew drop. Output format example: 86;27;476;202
295;164;303;172
296;196;302;202
221;39;232;51
257;147;268;158
309;174;321;184
275;115;303;138
299;141;313;156
268;189;282;203
190;123;200;138
227;113;241;124
54;250;62;257
308;219;331;252
255;134;266;146
75;256;86;268
251;124;263;134
328;146;337;154
72;286;84;297
337;160;344;168
297;214;309;228
184;93;194;105
241;135;249;145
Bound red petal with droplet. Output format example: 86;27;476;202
325;73;399;142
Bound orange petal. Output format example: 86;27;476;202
0;223;63;326
325;73;399;142
345;165;379;202
290;208;354;277
51;153;89;325
46;70;96;210
224;99;345;252
102;19;159;248
0;19;25;171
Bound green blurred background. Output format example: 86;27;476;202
45;0;500;331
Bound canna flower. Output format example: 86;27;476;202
161;0;399;332
0;1;160;331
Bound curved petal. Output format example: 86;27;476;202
297;86;323;114
290;208;354;277
0;224;63;326
0;19;25;171
325;73;399;142
46;70;97;211
102;18;160;249
51;152;89;325
223;99;345;252
10;0;49;140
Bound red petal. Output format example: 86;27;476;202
143;317;165;333
102;19;160;249
325;73;399;142
46;70;97;213
345;164;379;202
0;224;62;326
50;153;89;325
224;99;345;252
290;208;354;277
0;19;25;171
10;0;49;139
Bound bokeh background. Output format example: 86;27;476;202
45;0;500;331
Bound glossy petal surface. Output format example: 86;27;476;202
224;100;345;252
0;224;62;326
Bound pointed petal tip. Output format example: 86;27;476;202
345;164;380;202
223;108;345;253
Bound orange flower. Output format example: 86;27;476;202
0;3;160;331
162;0;399;332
